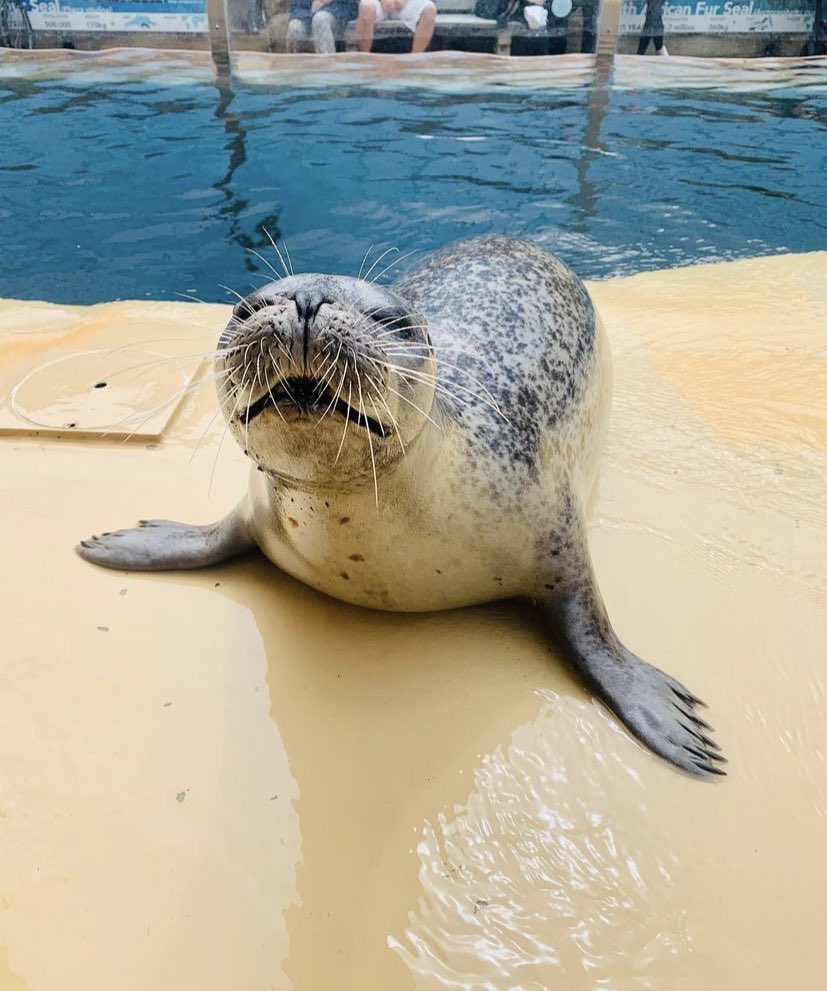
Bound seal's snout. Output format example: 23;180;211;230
293;289;331;327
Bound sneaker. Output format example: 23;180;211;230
656;45;669;56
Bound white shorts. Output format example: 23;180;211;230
364;0;433;33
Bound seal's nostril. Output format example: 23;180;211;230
293;291;328;326
232;293;277;321
232;300;255;321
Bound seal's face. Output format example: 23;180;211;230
215;275;435;489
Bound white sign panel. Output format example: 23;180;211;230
619;1;816;34
25;0;209;33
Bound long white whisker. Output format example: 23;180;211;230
366;378;405;459
358;244;375;281
315;357;347;427
362;246;399;284
355;369;379;509
380;379;441;430
370;248;420;285
246;247;282;280
264;346;288;424
174;291;211;304
263;228;291;280
369;356;505;418
209;382;245;496
282;241;295;277
334;378;353;465
189;381;240;466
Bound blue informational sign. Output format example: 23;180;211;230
24;0;209;33
619;0;816;34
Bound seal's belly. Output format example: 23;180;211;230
249;480;534;612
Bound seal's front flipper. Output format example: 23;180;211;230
541;575;726;779
76;503;254;572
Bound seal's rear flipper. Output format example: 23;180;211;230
541;578;726;779
76;503;254;572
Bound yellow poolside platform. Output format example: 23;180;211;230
1;252;825;990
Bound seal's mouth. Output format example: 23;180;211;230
243;376;388;438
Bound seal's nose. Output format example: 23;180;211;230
293;290;328;326
293;290;333;370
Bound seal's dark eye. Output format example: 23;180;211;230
372;307;416;340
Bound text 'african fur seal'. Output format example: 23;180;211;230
77;235;725;777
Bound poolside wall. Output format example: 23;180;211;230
16;0;822;58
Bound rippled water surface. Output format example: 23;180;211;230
0;55;825;303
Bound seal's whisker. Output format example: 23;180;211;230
368;391;397;455
263;228;291;280
382;350;500;403
282;241;295;278
103;353;235;387
208;382;245;496
315;360;348;428
358;244;376;281
261;347;288;424
173;291;212;304
189;381;242;466
374;363;480;419
369;248;421;285
374;320;430;338
371;357;505;419
97;367;234;439
355;371;379;509
317;340;340;380
218;283;247;304
242;355;257;453
246;246;282;280
272;337;295;371
366;375;405;458
311;342;339;395
263;347;288;424
254;344;266;422
380;379;442;430
101;339;246;363
113;374;233;443
333;377;353;465
311;343;343;415
362;246;399;285
382;341;502;382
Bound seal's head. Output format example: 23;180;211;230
216;275;435;489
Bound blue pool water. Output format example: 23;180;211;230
1;73;825;304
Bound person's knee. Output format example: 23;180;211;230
286;18;306;45
420;1;436;23
312;9;334;27
358;0;376;21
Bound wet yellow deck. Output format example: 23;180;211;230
1;253;825;990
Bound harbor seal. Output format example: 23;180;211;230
77;235;725;777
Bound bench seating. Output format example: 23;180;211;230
342;3;570;54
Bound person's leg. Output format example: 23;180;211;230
410;0;436;52
357;0;380;52
650;0;667;54
286;18;310;52
580;0;596;54
311;9;338;52
637;0;655;54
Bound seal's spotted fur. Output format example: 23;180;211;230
77;236;725;778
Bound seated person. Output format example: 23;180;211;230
356;0;438;54
286;0;359;53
